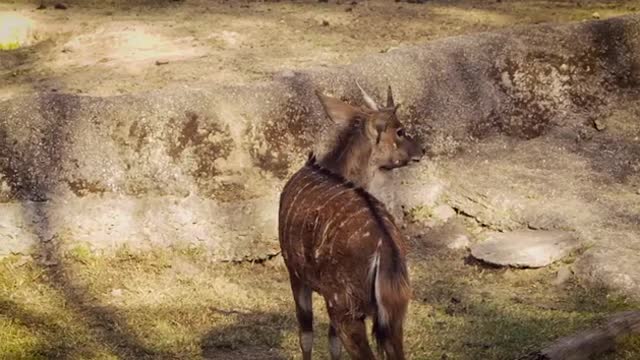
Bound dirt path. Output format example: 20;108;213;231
2;0;639;99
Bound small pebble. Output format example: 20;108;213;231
592;12;601;19
594;119;606;131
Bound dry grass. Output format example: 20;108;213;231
0;239;638;359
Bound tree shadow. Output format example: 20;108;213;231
409;238;640;359
200;311;291;360
563;17;640;183
0;93;173;359
0;297;92;359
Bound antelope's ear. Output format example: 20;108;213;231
386;85;395;108
315;91;361;124
365;116;388;143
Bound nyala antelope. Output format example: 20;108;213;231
278;83;424;360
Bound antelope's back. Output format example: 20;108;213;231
278;160;406;297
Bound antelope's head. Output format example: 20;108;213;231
316;82;424;175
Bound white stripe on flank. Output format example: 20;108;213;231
280;168;306;206
332;207;368;237
284;179;328;245
312;215;320;241
343;220;371;247
281;170;314;229
310;187;352;245
323;196;357;235
329;207;369;254
296;180;338;242
309;183;345;236
281;171;322;243
315;185;351;213
316;196;358;255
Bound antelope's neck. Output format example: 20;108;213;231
319;135;375;189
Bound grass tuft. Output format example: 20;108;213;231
0;41;20;50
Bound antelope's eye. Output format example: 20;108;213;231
396;128;405;137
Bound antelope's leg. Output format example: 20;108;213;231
324;298;343;360
290;275;313;360
328;310;375;360
374;318;406;360
328;323;342;360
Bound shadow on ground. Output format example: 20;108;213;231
408;236;639;360
0;93;176;359
200;311;291;360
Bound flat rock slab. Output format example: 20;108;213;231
470;230;580;268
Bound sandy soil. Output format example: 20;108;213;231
1;0;639;99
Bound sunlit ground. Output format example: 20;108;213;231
0;13;34;50
1;0;640;98
1;242;638;359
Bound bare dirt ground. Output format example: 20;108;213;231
1;0;640;99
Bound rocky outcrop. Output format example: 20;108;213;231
1;16;639;297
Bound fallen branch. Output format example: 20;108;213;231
519;311;640;360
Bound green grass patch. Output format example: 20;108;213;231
405;205;434;223
0;41;20;50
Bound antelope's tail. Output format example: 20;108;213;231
368;242;410;358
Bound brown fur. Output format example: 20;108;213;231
278;87;422;359
314;89;423;190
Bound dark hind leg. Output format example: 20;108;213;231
290;275;313;360
373;318;406;360
324;299;342;359
327;307;375;360
328;322;342;360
